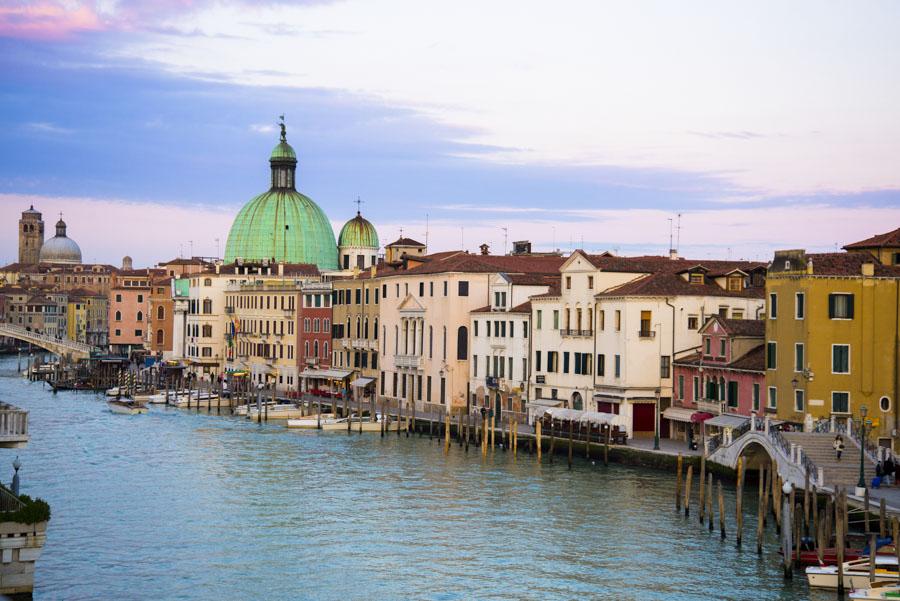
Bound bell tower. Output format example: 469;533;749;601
18;206;44;265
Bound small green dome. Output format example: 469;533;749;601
270;141;296;161
224;189;338;270
338;212;379;249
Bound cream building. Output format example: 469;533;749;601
530;251;767;438
378;251;564;414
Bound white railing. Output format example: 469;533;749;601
0;403;28;443
695;399;725;415
0;323;97;355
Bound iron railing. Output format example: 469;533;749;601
0;487;24;513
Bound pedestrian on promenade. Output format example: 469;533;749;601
886;454;896;486
833;435;844;461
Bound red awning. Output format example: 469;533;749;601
691;412;715;423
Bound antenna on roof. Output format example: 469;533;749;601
676;213;682;252
502;227;508;255
461;226;465;251
425;213;429;250
668;217;673;253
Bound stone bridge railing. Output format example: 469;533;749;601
0;324;97;359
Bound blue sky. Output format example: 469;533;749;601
1;1;899;266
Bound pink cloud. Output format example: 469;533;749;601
0;2;104;40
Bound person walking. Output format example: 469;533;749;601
833;435;845;461
885;454;895;486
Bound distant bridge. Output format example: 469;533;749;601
0;323;98;361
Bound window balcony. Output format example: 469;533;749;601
695;399;725;415
638;329;656;339
560;329;593;338
395;354;422;369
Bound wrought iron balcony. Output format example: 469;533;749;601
560;328;593;338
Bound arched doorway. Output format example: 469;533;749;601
572;392;583;411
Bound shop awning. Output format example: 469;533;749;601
692;411;715;423
526;398;564;410
543;407;627;427
350;377;375;388
320;368;353;380
705;414;749;429
662;407;700;423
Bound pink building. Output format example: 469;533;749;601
666;316;765;445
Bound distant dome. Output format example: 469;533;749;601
338;212;379;249
224;125;338;270
39;218;82;265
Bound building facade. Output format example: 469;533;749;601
766;247;900;446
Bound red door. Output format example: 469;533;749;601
633;403;655;434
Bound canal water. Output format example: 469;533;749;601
0;357;831;600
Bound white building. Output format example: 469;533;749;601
530;251;767;438
469;273;555;422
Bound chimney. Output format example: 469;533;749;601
862;262;875;277
668;249;679;261
479;243;490;255
278;262;284;277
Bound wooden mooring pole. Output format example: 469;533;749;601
718;480;726;540
707;473;714;532
684;464;693;518
698;455;707;525
756;465;765;555
675;454;683;512
536;420;542;461
735;457;743;547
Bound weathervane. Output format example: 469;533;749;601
278;114;286;142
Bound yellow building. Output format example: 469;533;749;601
331;269;381;402
766;245;900;446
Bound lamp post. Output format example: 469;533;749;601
858;405;868;490
11;456;21;496
654;387;661;451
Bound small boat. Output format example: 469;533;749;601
286;414;341;429
247;402;303;421
807;556;899;589
107;399;148;415
851;584;900;599
167;391;222;408
319;414;385;432
106;387;121;397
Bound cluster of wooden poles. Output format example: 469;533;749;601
674;454;899;591
374;405;617;469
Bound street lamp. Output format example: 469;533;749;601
11;456;21;496
858;405;868;491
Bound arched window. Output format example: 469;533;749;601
156;329;164;344
157;306;165;320
304;341;309;357
364;318;369;339
881;396;891;412
314;340;319;357
456;326;468;360
374;318;378;339
136;311;143;322
202;299;212;314
204;278;212;286
324;342;329;357
442;326;447;360
429;326;433;358
356;317;362;338
115;310;121;321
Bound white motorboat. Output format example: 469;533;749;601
850;584;900;599
167;391;222;408
247;402;303;421
107;399;148;415
106;387;121;397
807;556;899;589
286;414;340;429
320;414;385;432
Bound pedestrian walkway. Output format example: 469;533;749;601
628;437;702;456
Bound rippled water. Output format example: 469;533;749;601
0;357;831;600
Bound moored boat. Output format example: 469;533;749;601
107;399;148;415
807;556;899;589
850;584;900;599
286;414;341;429
247;402;303;421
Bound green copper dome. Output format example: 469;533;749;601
270;141;296;161
224;125;338;270
338;212;379;249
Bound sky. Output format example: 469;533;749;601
1;0;899;266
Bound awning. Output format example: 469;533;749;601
692;411;715;423
592;393;623;403
350;377;375;388
543;407;627;427
321;368;353;380
526;398;563;410
662;407;699;423
705;414;749;429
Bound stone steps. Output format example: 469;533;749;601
782;432;876;488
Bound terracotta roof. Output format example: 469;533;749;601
471;305;492;313
387;237;426;247
389;253;566;277
597;270;765;299
675;344;765;372
844;227;900;250
702;316;765;337
803;252;900;277
510;300;532;313
159;257;213;266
